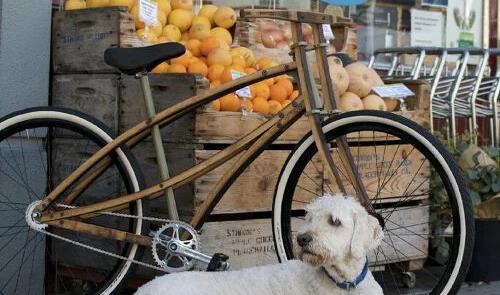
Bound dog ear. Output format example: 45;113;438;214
350;210;384;258
367;214;384;249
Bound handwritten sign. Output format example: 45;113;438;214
322;24;334;41
372;83;414;98
139;0;158;26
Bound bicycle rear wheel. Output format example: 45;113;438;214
273;111;473;295
0;107;145;294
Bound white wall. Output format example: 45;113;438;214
0;0;52;116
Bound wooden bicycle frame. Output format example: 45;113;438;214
36;9;369;248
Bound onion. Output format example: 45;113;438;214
260;20;279;32
261;34;276;48
269;30;284;43
276;41;289;49
302;23;312;37
282;26;292;41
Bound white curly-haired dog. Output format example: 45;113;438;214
135;194;384;295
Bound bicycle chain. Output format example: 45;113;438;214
32;203;198;272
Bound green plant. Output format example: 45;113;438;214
429;130;499;263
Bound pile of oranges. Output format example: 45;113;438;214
208;56;299;114
64;0;299;115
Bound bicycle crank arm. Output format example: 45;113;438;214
149;230;230;271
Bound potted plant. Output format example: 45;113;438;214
431;132;500;282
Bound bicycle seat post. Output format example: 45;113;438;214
137;71;179;220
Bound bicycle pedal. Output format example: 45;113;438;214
206;253;230;272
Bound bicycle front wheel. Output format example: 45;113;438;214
273;110;473;295
0;107;145;295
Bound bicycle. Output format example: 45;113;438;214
0;9;473;295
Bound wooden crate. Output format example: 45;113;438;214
52;6;137;74
199;205;429;270
194;80;432;269
52;73;208;141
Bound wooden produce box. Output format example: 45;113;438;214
52;7;137;74
51;73;209;219
195;80;432;270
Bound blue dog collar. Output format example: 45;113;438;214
323;259;369;290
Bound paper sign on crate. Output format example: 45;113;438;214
139;0;158;26
372;83;415;99
322;24;334;41
231;70;252;98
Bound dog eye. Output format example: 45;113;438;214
329;216;341;227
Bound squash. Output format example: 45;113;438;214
329;60;349;97
339;92;364;112
368;68;384;86
345;63;374;98
363;94;387;111
383;98;400;112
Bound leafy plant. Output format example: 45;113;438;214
429;130;499;262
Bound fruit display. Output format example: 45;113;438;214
324;60;399;112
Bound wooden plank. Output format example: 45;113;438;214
194;150;323;214
195;111;310;144
325;144;430;202
52;7;136;74
199;205;429;270
52;74;120;135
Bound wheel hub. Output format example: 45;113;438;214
25;201;48;230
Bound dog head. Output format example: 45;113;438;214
295;194;383;267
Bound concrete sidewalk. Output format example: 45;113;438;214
458;281;500;294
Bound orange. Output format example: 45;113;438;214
170;52;191;68
152;62;169;74
157;36;170;43
231;65;245;73
188;62;208;77
269;84;288;102
207;48;232;66
199;56;207;64
281;99;292;108
264;78;275;87
65;0;87;10
276;78;293;97
289;90;299;101
210;80;221;89
212;99;221;111
219;93;240;112
252;97;269;114
245;67;257;75
241;99;253;112
189;56;200;64
232;55;246;69
168;9;194;32
207;64;225;81
200;36;221;57
186;39;202;57
263;61;279;69
255;57;273;70
213;6;237;29
268;100;283;114
170;0;193;10
219;67;233;83
210;27;233;46
167;64;187;73
250;83;270;100
181;32;190;42
162;24;182;41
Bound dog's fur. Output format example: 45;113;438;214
135;194;384;295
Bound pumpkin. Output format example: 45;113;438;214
368;68;384;86
339;92;364;112
383;98;400;112
363;94;387;111
328;59;349;97
345;63;374;98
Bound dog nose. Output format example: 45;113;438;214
297;233;312;247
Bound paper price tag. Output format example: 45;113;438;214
139;0;158;26
231;70;251;98
322;24;334;41
372;83;415;99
